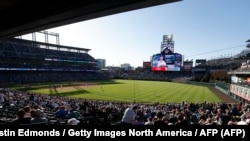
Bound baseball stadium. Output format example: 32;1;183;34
0;0;249;126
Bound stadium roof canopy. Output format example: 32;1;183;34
0;0;181;40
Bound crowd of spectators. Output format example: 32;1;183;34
0;88;249;125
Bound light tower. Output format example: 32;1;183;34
161;34;174;53
32;31;60;49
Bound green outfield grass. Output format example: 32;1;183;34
13;79;221;104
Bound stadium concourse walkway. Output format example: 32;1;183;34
0;88;249;125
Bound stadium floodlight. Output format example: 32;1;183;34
163;34;173;41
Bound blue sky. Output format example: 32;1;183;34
22;0;250;68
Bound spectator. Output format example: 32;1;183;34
121;105;137;125
12;109;31;125
67;118;80;125
154;111;166;125
30;109;48;124
144;116;154;125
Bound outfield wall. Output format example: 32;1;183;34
215;86;228;95
184;81;215;87
214;81;230;95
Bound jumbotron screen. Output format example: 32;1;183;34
151;53;182;71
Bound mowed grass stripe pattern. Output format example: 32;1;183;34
15;79;221;104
